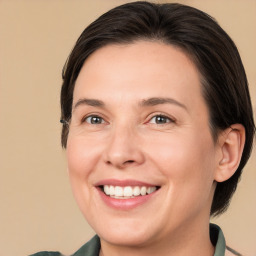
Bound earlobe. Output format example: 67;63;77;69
214;124;245;182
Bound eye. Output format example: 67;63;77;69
83;115;105;124
149;115;174;124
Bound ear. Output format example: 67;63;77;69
214;124;245;182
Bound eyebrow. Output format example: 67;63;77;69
73;98;105;110
73;97;187;111
140;97;187;110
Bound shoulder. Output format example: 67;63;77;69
72;235;100;256
210;224;242;256
29;252;63;256
29;236;100;256
225;246;242;256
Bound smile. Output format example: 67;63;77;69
95;179;160;209
102;185;158;199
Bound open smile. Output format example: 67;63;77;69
95;180;161;209
100;185;159;199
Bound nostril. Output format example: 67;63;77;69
124;160;135;164
105;159;135;168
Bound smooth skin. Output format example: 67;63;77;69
66;41;245;256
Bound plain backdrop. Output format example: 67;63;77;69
0;0;255;255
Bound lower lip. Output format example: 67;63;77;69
96;187;158;210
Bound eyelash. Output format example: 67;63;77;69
81;113;175;126
148;114;175;125
82;115;106;125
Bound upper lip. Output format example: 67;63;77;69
94;179;159;187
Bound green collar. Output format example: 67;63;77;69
211;223;226;256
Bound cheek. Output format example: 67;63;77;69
66;136;101;178
146;130;216;188
66;137;101;214
66;138;88;197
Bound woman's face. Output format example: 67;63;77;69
67;41;221;247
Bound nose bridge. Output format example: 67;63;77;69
103;120;144;168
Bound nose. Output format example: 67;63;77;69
103;124;145;169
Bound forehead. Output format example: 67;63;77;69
73;41;204;111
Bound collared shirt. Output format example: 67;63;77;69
30;224;230;256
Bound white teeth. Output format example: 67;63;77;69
104;185;110;195
109;185;115;196
123;186;133;197
133;186;140;196
140;186;147;196
147;187;156;194
115;186;123;197
103;185;157;197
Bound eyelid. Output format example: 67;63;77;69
81;113;108;124
79;112;176;125
146;113;176;124
85;116;105;124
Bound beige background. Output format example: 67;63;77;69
0;0;255;256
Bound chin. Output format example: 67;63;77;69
91;217;156;247
100;230;153;247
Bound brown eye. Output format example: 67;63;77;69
84;115;105;124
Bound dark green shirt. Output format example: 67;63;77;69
30;224;226;256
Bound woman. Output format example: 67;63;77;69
32;2;255;256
